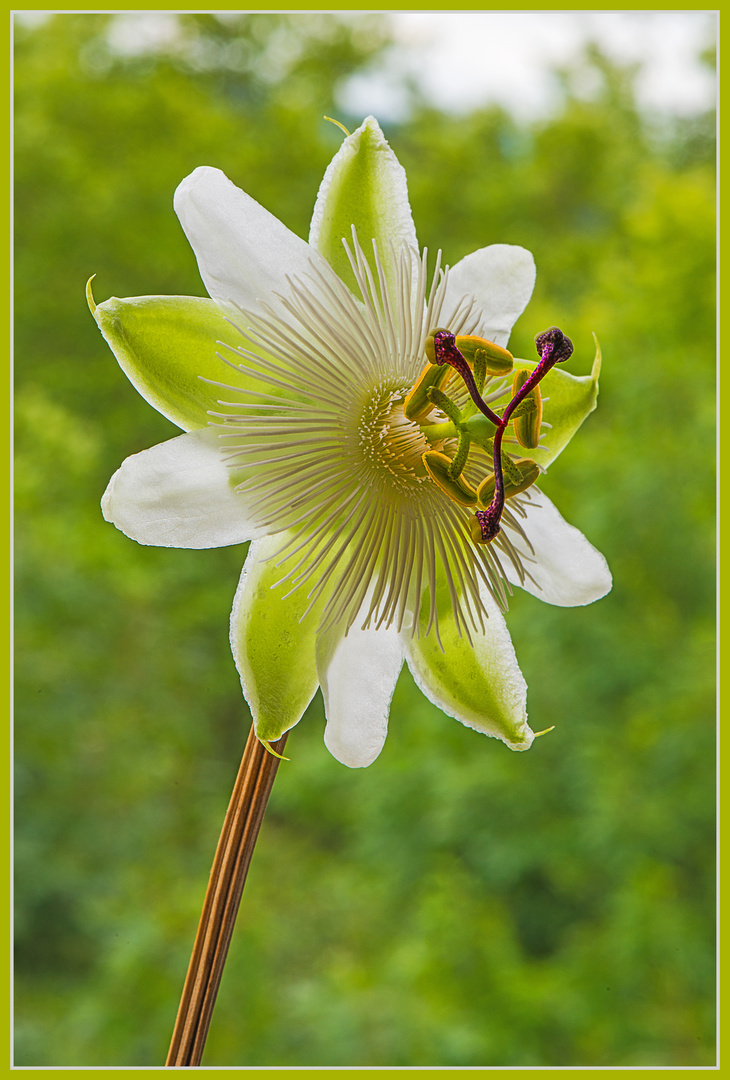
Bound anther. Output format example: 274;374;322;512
455;335;514;377
476;458;540;505
403;359;453;422
422;450;478;506
510;372;542;449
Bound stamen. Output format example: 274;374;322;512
425;326;572;545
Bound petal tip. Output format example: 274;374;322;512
323;729;384;768
506;725;535;752
360;114;385;136
173;165;229;212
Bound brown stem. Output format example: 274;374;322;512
165;723;289;1067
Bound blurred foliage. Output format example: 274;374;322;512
14;13;715;1067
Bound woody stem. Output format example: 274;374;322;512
165;724;288;1067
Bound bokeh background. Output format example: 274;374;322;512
14;12;716;1067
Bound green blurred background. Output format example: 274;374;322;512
14;13;716;1067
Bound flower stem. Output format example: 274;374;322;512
165;723;289;1067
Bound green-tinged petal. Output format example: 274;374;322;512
514;338;602;468
309;116;418;298
230;536;327;743
405;578;533;752
315;602;405;768
89;287;248;431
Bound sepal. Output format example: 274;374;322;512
230;536;326;742
309;116;418;301
88;284;246;432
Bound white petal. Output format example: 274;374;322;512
174;165;336;313
441;244;536;347
102;428;266;548
506;487;612;606
316;605;405;769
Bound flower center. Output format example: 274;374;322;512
355;384;430;490
209;232;560;637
